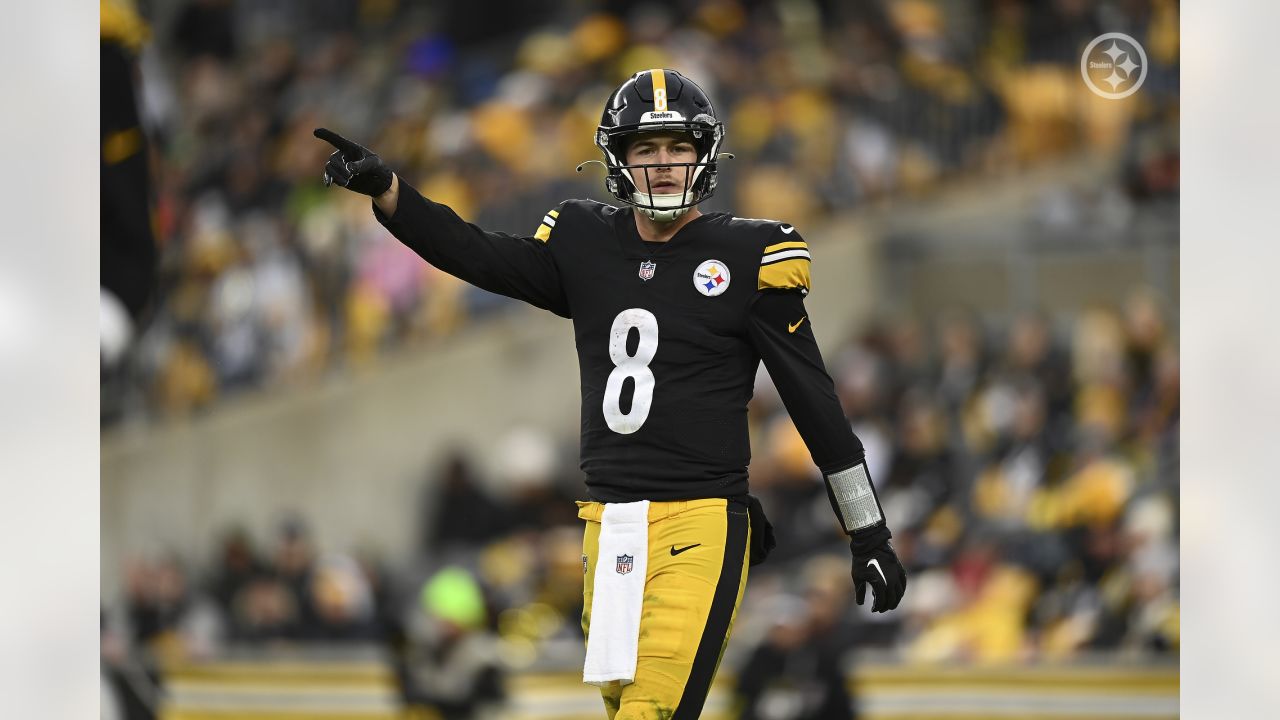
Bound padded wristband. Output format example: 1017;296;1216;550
824;460;885;534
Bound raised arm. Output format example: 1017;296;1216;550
316;128;569;317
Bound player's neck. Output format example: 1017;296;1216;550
633;206;702;243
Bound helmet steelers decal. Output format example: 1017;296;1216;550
693;260;731;297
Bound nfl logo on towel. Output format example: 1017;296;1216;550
616;554;634;575
638;260;656;281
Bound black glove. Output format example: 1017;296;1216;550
313;127;394;197
849;527;907;613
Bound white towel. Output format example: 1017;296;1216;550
583;500;650;686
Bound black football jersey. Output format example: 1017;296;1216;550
375;185;866;503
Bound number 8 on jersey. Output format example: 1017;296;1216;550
603;308;659;434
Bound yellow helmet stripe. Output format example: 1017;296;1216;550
650;69;668;111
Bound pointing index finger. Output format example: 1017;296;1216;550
313;128;360;157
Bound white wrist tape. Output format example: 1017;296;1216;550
826;462;883;533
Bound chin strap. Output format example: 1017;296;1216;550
639;207;689;222
633;192;693;222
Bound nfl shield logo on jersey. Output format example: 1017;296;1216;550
616;554;634;575
638;260;656;281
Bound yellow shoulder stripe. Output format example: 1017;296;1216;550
758;257;811;292
763;240;807;255
534;206;562;242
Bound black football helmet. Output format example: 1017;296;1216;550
592;69;726;221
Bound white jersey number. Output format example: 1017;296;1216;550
603;308;659;434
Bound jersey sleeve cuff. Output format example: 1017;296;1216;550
372;178;428;231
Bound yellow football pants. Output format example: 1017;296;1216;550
578;497;752;720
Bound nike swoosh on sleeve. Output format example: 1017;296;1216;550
781;225;795;234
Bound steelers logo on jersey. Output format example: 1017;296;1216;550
693;259;731;297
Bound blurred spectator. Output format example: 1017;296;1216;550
935;307;987;415
1001;309;1074;433
102;609;159;720
423;451;508;554
101;0;157;333
270;516;320;635
127;555;191;646
172;0;235;62
398;567;507;720
229;575;300;642
124;552;225;666
101;0;159;425
208;527;261;611
306;553;382;641
907;536;1039;663
886;386;965;521
490;426;580;536
733;556;860;720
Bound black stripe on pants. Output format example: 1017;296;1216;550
672;504;749;720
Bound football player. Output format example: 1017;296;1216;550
317;68;906;720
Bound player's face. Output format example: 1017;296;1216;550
625;132;698;196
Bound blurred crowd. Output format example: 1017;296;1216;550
746;287;1179;666
102;0;1180;423
104;288;1178;718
